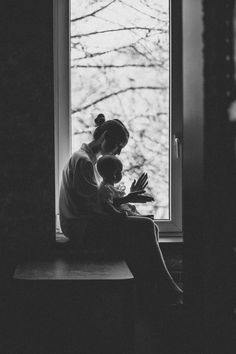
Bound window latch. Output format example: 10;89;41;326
174;135;181;159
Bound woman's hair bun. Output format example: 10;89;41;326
95;113;106;126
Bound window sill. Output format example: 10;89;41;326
159;234;183;243
56;233;183;244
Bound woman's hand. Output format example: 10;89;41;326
130;173;148;192
125;190;154;204
113;189;154;207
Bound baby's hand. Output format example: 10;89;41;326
120;210;128;217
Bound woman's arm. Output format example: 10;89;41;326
114;190;154;206
74;159;98;197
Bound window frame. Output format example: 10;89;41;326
53;0;183;236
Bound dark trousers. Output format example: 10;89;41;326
66;215;180;304
68;216;170;283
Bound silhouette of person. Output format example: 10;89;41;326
59;113;182;305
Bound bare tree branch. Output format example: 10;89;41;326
71;26;163;39
72;86;167;113
73;127;94;135
90;12;168;61
71;43;130;60
141;134;169;152
123;164;143;173
71;45;128;60
118;0;167;22
94;12;130;28
71;40;167;69
135;113;168;118
129;44;168;68
139;0;167;16
71;0;117;22
105;112;168;120
71;63;159;69
133;35;164;62
71;23;166;56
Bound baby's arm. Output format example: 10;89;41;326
99;185;126;217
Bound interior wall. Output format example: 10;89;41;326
182;1;205;351
202;0;235;352
182;0;204;299
182;0;235;352
0;0;55;282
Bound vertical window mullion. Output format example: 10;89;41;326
54;0;71;226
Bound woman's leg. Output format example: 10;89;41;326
121;216;182;307
84;215;182;303
123;218;179;282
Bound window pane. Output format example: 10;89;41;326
70;0;170;219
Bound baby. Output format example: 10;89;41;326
97;155;154;217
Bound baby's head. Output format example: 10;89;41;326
97;155;123;184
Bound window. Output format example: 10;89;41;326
54;0;182;234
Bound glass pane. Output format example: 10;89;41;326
70;0;170;219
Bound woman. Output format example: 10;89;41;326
59;114;182;305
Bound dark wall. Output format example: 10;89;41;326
183;0;235;352
202;0;235;352
0;1;55;279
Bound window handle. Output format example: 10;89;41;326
174;135;181;159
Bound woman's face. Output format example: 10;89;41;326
101;140;126;156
